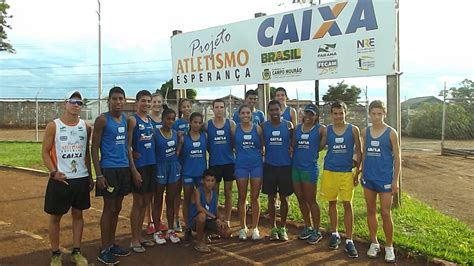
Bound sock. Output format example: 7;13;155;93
72;247;81;254
332;232;340;237
52;250;61;257
346;239;353;244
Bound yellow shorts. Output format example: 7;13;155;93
320;170;355;202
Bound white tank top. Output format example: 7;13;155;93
52;118;89;179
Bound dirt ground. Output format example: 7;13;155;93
0;168;433;266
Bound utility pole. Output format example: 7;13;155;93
97;0;102;115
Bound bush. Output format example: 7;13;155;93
410;103;472;139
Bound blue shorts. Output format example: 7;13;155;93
182;175;202;187
235;165;263;179
361;178;392;193
156;161;181;185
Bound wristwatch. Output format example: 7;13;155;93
49;170;57;178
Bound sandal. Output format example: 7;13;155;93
129;243;146;253
140;239;155;247
194;243;211;253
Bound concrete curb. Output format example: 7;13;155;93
0;165;459;265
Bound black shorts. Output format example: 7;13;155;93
262;163;293;196
44;177;91;215
96;167;132;198
131;165;156;194
191;218;219;233
209;164;235;183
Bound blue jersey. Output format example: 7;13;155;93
188;186;218;226
207;119;234;166
100;112;129;168
233;109;265;125
281;106;292;122
132;114;155;167
155;129;179;163
150;117;162;131
263;120;291;166
363;127;394;181
182;132;207;177
173;118;189;135
293;123;321;171
324;124;354;172
234;124;263;168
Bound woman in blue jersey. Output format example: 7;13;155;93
231;105;264;241
361;101;400;263
177;112;207;239
274;87;297;126
127;90;156;252
153;106;181;245
173;98;192;232
292;104;327;245
145;93;166;235
189;169;231;253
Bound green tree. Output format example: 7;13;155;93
156;79;197;100
322;81;361;103
0;0;15;53
410;103;472;139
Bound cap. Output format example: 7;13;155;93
304;104;319;115
65;90;82;100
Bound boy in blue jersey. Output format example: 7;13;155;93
127;90;156;253
189;169;231;253
320;100;362;258
274;87;297;126
92;86;132;264
261;100;294;241
204;99;236;227
361;101;400;263
233;89;265;125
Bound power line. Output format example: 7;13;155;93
0;59;171;70
0;68;171;78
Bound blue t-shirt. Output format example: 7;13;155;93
182;132;207;177
150;116;162;131
263;120;291;166
363;127;394;181
155;128;179;163
132;114;155;167
324;124;354;172
281;106;292;122
188;186;218;226
100;112;129;168
173;118;190;135
233;109;265;125
207;119;234;166
234;124;263;168
293;123;321;172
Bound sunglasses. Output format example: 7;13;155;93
67;99;84;106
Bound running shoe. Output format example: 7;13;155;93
278;227;289;241
168;230;181;244
251;228;261;241
385;246;396;263
110;244;130;257
344;241;359;258
97;248;119;265
154;232;167;245
299;226;312;240
70;251;88;266
307;230;323;245
158;221;168;232
146;222;155;235
174;218;183;233
329;234;341;249
50;254;62;266
239;228;248;240
367;243;380;258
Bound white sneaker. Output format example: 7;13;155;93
385;246;396;263
367;243;380;258
251;228;261;241
168;230;181;244
239;228;248;240
153;232;167;245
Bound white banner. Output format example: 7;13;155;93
171;0;396;89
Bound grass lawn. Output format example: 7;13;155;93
0;142;472;264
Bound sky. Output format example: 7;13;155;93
0;0;473;102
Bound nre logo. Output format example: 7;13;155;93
257;0;378;47
357;38;375;48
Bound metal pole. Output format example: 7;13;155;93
255;12;269;116
35;96;39;142
365;86;369;127
172;30;183;107
97;0;102;115
387;0;401;207
441;82;446;153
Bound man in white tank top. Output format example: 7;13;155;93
42;91;93;266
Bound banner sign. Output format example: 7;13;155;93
171;0;396;89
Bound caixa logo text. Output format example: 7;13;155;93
257;0;378;47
